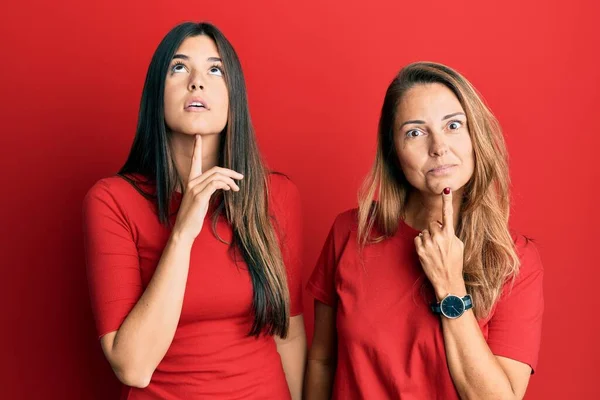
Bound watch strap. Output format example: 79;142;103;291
431;303;442;314
463;294;473;310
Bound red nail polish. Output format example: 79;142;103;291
443;187;451;195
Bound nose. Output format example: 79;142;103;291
188;72;205;91
429;131;449;157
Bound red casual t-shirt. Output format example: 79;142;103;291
83;173;303;399
307;209;544;400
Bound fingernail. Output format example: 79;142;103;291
443;187;451;195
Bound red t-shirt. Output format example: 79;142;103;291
307;209;544;400
83;173;303;399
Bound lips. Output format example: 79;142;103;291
185;97;209;110
428;164;457;175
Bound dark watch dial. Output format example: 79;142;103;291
440;295;465;318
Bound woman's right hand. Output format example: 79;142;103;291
172;134;243;243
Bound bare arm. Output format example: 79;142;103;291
100;234;193;388
96;136;243;387
275;315;307;400
304;300;337;400
416;188;534;399
441;309;532;399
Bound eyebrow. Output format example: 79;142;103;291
172;54;222;63
442;112;466;120
399;119;426;128
398;112;466;129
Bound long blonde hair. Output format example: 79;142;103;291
358;62;519;318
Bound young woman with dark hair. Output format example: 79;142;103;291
83;22;306;399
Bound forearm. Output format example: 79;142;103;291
107;233;193;384
304;359;335;400
277;335;307;400
442;311;516;400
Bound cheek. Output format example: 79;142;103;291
216;86;229;118
396;151;425;189
459;135;475;168
163;83;180;114
395;141;424;174
163;91;176;126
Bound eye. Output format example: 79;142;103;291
171;62;188;74
406;129;424;138
448;120;463;130
209;65;223;76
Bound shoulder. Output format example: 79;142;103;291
489;231;544;319
332;208;358;232
85;175;133;200
266;172;301;217
494;232;544;302
264;173;302;234
83;174;153;214
511;231;544;276
326;208;359;246
267;172;299;200
85;176;126;203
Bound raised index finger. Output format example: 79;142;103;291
442;187;454;234
189;134;203;181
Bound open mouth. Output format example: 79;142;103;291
185;97;209;110
186;101;206;109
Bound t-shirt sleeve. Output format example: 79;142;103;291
271;175;304;316
306;212;352;307
82;179;143;338
487;236;544;372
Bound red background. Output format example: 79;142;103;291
1;0;598;398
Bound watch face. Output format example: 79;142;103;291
441;295;465;318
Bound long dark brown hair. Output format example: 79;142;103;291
119;22;290;337
358;62;519;318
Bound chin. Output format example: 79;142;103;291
425;180;459;194
181;124;224;136
192;130;221;136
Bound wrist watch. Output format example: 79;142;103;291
431;294;473;319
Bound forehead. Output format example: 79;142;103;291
397;83;464;120
174;35;220;58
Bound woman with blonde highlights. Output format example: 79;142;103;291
305;62;543;399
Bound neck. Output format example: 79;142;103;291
169;132;220;190
403;187;464;231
